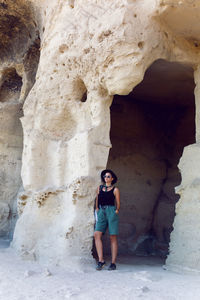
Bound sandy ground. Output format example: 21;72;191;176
1;239;200;300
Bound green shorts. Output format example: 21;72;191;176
95;206;119;235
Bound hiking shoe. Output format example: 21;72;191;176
96;261;106;271
108;263;116;271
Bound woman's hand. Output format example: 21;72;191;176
115;209;119;214
96;208;99;212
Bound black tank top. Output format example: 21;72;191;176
98;185;116;207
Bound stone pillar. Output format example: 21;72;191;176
12;78;112;268
166;144;200;273
11;0;116;268
166;66;200;273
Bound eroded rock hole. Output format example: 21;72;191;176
81;92;87;102
3;70;22;92
0;68;22;103
105;59;195;260
138;41;144;49
73;78;87;102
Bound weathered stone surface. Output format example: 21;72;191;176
0;202;10;236
166;144;200;273
0;0;40;239
0;0;199;271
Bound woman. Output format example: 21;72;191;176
94;169;120;271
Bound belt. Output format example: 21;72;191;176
99;205;115;209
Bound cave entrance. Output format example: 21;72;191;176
106;59;195;261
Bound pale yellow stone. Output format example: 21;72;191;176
0;0;199;271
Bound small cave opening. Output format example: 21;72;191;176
102;59;195;263
0;68;23;102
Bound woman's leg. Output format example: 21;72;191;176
110;235;118;264
94;231;104;262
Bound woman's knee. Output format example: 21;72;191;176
94;231;102;240
110;235;117;242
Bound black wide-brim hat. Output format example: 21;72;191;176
101;169;118;185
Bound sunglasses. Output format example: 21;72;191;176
103;175;111;178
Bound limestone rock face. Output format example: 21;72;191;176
0;0;200;270
0;0;40;237
166;144;200;272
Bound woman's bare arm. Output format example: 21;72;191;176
114;187;120;214
95;186;100;211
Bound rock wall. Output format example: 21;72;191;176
0;0;200;271
0;0;40;237
0;68;23;237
